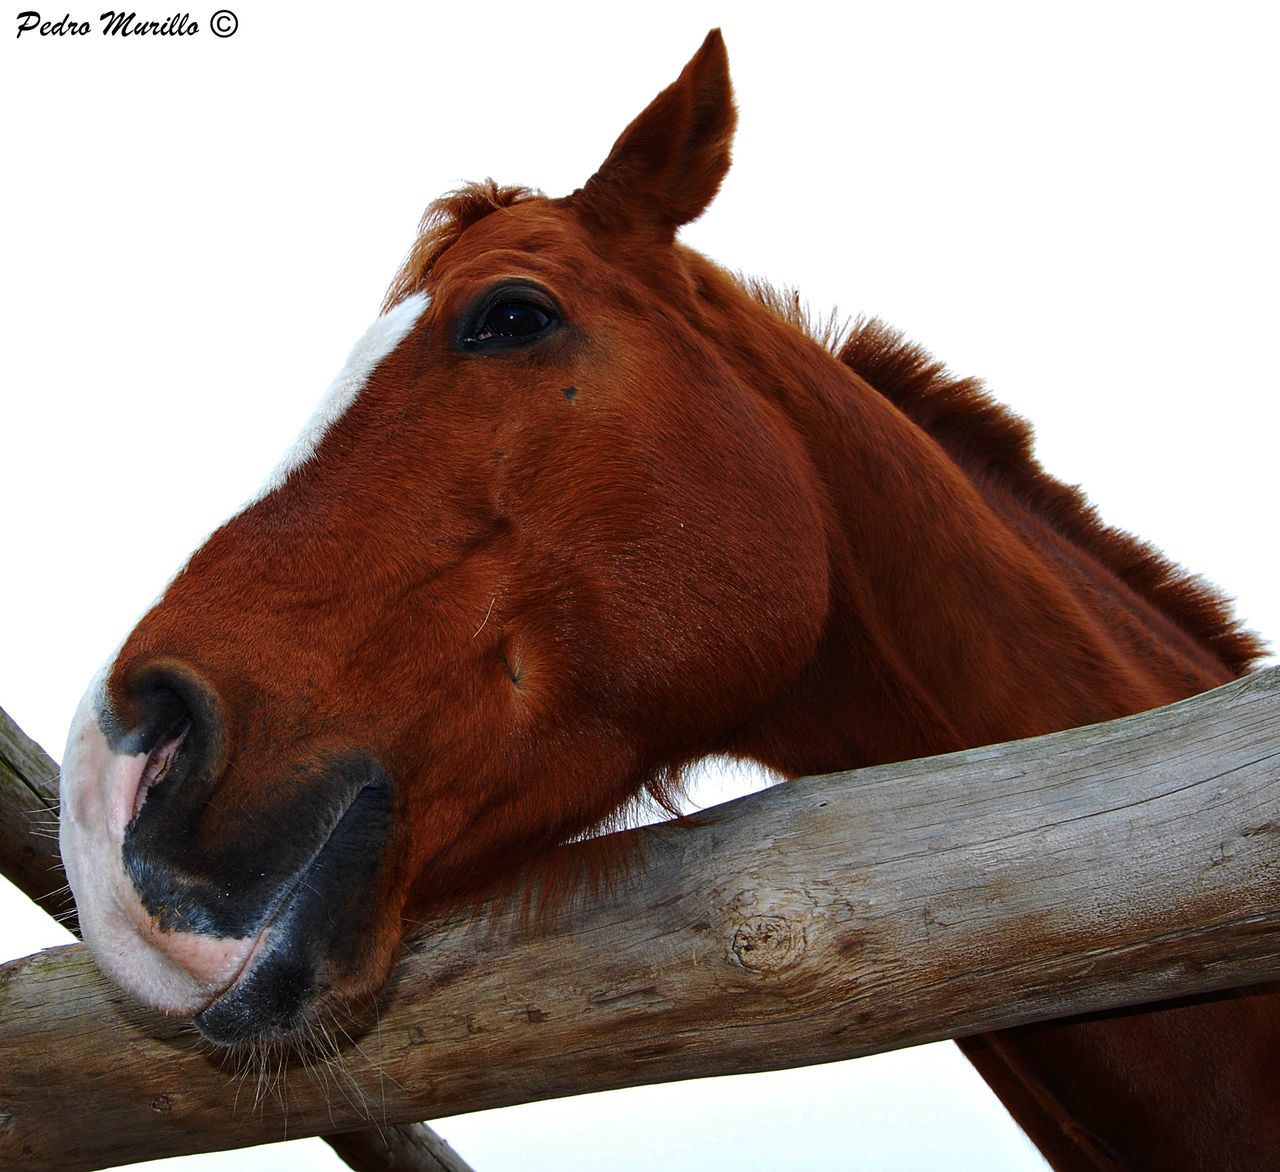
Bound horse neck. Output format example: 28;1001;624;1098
717;307;1233;775
690;276;1275;1168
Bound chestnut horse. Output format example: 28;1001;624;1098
60;30;1277;1169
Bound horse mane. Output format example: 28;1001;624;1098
829;314;1266;676
383;187;1265;678
743;277;1265;675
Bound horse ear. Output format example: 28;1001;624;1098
575;29;736;237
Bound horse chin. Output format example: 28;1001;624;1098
191;921;393;1048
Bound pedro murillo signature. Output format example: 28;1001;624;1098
16;10;239;37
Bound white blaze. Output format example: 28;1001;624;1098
254;290;429;500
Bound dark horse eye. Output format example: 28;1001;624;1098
473;299;555;344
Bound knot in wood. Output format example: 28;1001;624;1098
731;914;806;974
150;1094;173;1114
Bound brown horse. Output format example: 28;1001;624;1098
60;29;1277;1169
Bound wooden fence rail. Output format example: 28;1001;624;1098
0;706;76;931
2;667;1278;1170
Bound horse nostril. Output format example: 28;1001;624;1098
111;660;227;818
133;684;190;755
134;720;190;820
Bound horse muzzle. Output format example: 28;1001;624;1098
60;661;396;1044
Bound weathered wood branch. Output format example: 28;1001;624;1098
0;707;474;1172
0;706;76;931
2;668;1279;1170
325;1125;478;1172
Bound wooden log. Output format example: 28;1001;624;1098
325;1124;477;1172
0;706;76;931
2;667;1279;1170
0;707;475;1172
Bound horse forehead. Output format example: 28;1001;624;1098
437;202;597;280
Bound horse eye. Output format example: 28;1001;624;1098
475;300;555;342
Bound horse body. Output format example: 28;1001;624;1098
59;30;1277;1168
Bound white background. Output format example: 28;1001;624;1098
2;2;1277;1169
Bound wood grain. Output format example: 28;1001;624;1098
1;668;1278;1170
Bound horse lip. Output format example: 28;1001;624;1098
198;917;275;1015
191;775;386;1036
190;865;314;1032
193;803;346;1016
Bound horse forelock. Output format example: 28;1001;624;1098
382;181;540;312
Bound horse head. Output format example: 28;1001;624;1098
60;31;833;1044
